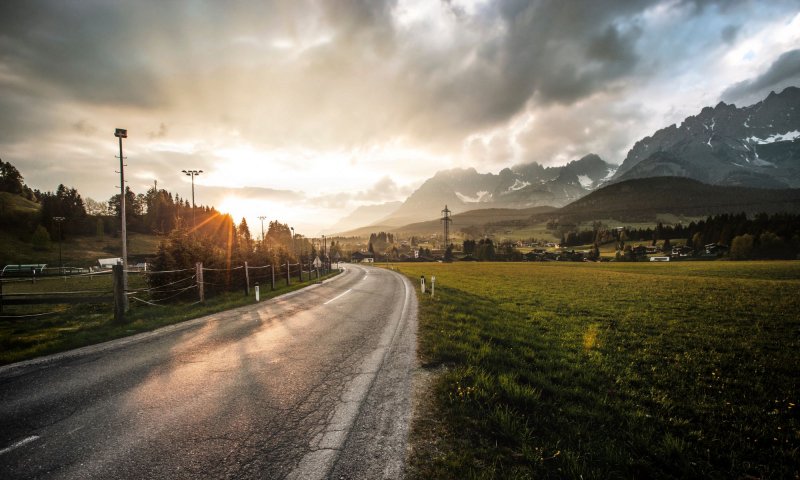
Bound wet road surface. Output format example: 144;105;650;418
0;264;417;479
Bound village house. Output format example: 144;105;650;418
350;251;374;263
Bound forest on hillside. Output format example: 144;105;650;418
0;159;344;270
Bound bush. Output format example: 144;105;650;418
729;234;754;260
31;225;51;251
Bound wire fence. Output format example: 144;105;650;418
0;260;336;319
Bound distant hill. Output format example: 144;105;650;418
541;176;800;224
394;206;557;236
337;206;557;238
0;191;40;215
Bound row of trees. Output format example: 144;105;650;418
149;217;343;296
462;239;498;260
558;213;800;260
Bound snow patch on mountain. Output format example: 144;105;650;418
602;167;617;182
577;175;593;189
508;179;530;192
747;130;800;144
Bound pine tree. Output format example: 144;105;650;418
0;159;25;194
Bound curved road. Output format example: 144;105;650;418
0;264;417;479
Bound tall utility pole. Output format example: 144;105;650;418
53;216;65;273
181;169;203;230
441;205;452;250
114;128;129;310
258;216;267;242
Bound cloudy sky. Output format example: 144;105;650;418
1;0;799;234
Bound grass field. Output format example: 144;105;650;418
0;270;340;365
0;230;163;267
392;261;800;479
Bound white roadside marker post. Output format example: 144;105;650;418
431;275;435;298
420;275;426;294
255;283;260;302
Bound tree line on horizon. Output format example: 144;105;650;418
558;213;800;260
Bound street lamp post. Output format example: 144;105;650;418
258;216;267;242
53;216;65;274
114;128;129;310
181;169;203;230
290;227;295;258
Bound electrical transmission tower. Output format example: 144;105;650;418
441;205;452;249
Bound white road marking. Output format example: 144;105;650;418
288;269;412;480
0;436;40;456
323;289;352;305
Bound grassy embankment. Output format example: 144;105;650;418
393;261;799;479
0;270;340;365
0;229;161;267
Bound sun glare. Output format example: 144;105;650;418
218;195;326;236
218;196;269;224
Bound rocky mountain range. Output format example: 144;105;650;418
376;153;617;226
335;86;799;233
611;86;800;188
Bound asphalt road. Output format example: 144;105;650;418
0;264;417;479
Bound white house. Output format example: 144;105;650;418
98;258;123;270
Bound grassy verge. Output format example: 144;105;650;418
392;261;800;479
0;270;340;365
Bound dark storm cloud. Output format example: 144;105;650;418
721;49;800;103
407;0;655;136
0;0;756;149
0;1;167;108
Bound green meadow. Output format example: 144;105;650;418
392;261;800;479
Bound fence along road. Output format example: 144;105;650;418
0;263;418;479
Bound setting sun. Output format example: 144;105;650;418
218;195;326;236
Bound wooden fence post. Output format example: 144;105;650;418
286;262;290;286
244;261;250;296
271;264;275;290
297;262;302;282
113;264;125;323
196;262;205;303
